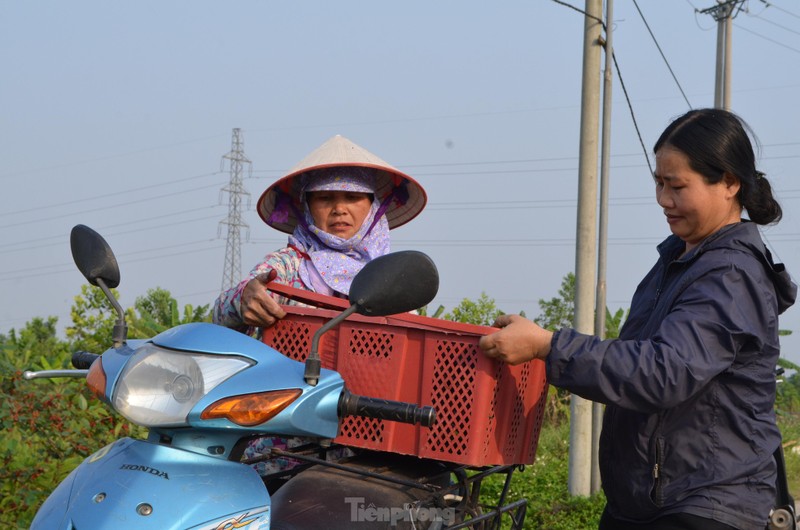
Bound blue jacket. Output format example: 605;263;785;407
547;221;797;530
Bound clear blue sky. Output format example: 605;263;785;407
2;1;799;361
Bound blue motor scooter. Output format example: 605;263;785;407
26;225;528;529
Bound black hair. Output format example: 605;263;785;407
653;108;782;225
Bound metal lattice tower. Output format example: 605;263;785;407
218;128;252;291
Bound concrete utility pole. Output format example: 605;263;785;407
592;0;614;495
570;0;603;497
219;128;252;292
700;0;746;109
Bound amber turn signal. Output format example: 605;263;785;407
201;389;303;427
86;358;107;399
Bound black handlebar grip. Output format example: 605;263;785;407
72;351;100;369
338;389;436;427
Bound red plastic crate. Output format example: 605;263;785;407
261;289;548;467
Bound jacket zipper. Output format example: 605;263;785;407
653;251;687;308
652;438;665;507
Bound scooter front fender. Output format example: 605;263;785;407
31;437;270;530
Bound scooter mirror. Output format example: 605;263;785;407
349;251;439;317
70;224;121;289
304;250;439;385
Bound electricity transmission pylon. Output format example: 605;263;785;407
218;128;252;292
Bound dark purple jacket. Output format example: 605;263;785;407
547;221;797;530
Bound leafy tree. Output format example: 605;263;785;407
417;304;445;318
65;284;212;349
603;307;628;339
65;284;120;353
535;273;575;331
128;287;211;339
443;292;504;326
533;273;630;423
2;316;70;371
534;273;627;338
134;286;178;325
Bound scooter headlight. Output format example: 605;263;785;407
113;343;253;427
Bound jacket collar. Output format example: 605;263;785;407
656;221;743;263
656;220;797;314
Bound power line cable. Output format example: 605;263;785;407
632;0;693;108
0;193;771;256
0;238;218;277
550;0;605;25
5;227;800;284
0;240;224;282
759;0;800;19
550;0;654;175
248;144;799;173
0;171;222;219
611;52;654;176
0;205;224;253
244;105;580;135
0;181;223;230
6;146;799;252
734;23;800;53
0;135;228;180
748;9;800;36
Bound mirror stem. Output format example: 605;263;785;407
304;304;359;386
96;277;128;348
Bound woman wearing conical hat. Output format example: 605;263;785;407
213;134;427;335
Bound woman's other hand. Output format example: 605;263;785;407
478;314;553;365
240;270;287;328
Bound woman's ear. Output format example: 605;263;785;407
722;171;741;199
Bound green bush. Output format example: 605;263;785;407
0;367;144;528
0;289;214;528
480;419;605;530
0;316;145;528
777;411;800;498
479;410;800;530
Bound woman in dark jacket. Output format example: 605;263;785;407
479;108;797;530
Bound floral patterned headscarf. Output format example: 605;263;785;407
287;168;390;296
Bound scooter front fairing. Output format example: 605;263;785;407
30;437;269;530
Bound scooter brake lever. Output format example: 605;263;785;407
23;369;89;380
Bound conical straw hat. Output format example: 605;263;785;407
257;135;427;234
